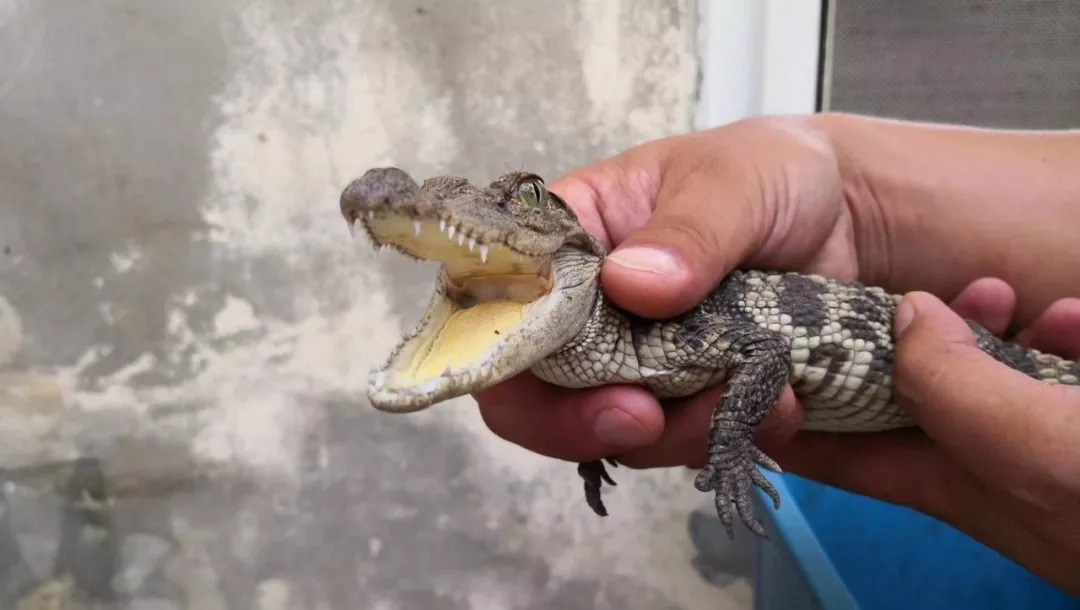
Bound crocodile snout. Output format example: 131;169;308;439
339;167;426;223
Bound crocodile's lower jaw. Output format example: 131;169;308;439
367;272;557;412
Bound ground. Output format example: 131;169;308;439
0;1;758;608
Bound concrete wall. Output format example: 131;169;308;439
0;1;756;608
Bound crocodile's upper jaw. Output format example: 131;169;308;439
341;167;604;412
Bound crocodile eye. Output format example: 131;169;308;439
516;179;544;206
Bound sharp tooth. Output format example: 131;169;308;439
348;221;358;237
457;234;464;246
468;238;476;252
367;210;375;219
439;219;446;233
413;220;422;236
479;244;489;263
442;364;453;377
448;226;456;239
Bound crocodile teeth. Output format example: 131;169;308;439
413;220;422;236
348;221;358;237
448;226;456;239
442;364;453;377
479;244;489;263
468;238;476;252
439;219;447;233
367;210;375;219
456;233;464;246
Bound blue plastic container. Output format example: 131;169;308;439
752;471;1079;609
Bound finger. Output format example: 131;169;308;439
549;148;668;251
756;428;957;518
609;387;720;469
1014;297;1080;359
613;385;802;469
475;372;665;463
598;161;766;319
549;135;761;319
596;121;846;319
947;277;1015;335
640;386;803;468
893;291;1080;485
547;173;617;251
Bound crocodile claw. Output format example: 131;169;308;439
577;459;618;517
695;443;779;539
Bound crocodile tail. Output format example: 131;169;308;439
966;320;1080;386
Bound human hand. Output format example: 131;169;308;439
472;114;1080;590
765;288;1080;593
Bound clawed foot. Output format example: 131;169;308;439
577;444;783;537
694;444;782;538
578;459;619;517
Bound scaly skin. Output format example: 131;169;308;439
340;167;1080;537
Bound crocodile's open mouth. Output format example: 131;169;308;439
353;209;560;410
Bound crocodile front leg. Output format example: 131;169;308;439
575;314;791;536
678;315;791;537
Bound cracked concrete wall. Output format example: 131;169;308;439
0;1;755;608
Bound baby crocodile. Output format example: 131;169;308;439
340;167;1080;537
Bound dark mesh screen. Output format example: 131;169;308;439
825;0;1080;129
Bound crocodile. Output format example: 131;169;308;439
340;166;1080;537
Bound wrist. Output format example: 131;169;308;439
816;112;1080;324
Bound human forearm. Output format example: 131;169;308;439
822;113;1080;325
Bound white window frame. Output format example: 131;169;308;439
695;0;829;129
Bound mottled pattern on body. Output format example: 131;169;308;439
730;271;907;431
969;322;1080;385
535;270;910;430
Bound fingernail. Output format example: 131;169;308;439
895;298;916;336
592;408;650;446
607;246;682;275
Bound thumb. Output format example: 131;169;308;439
892;291;1078;481
602;171;762;319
